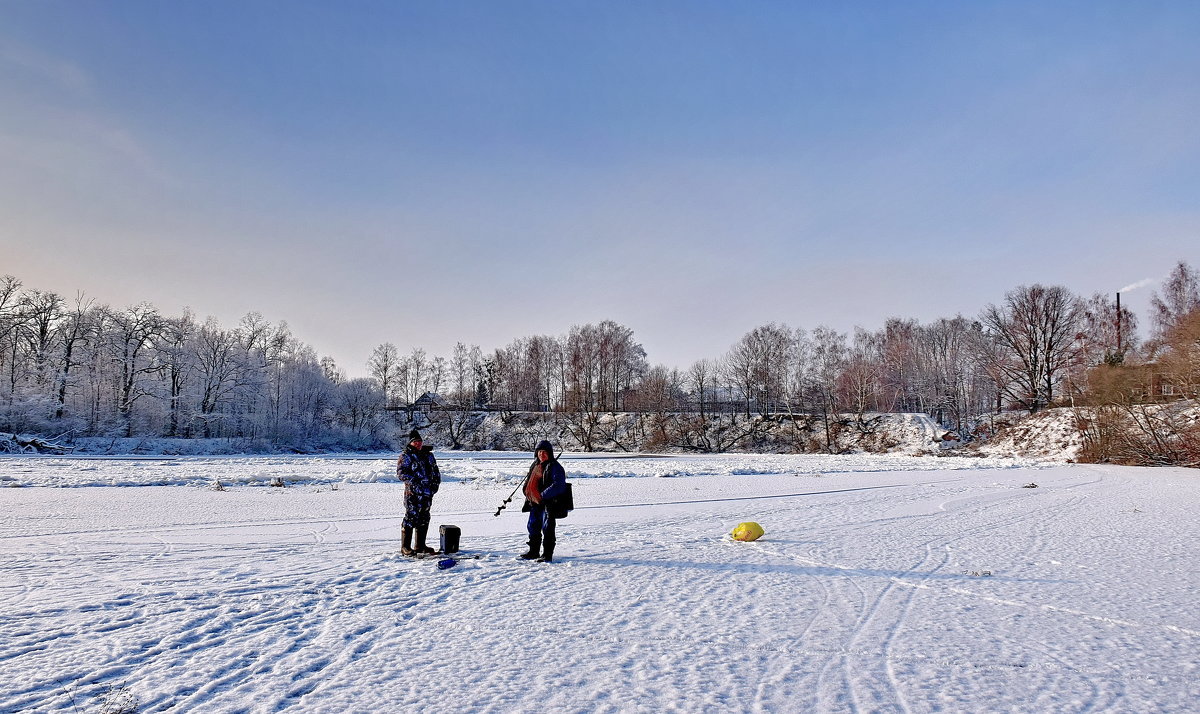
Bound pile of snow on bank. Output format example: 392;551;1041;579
969;408;1087;462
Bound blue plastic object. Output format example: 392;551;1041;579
436;558;457;570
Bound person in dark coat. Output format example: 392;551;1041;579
520;440;567;562
397;429;440;556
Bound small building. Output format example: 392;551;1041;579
413;392;448;411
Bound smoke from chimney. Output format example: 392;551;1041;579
1118;277;1156;293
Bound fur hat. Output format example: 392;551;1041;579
407;429;423;443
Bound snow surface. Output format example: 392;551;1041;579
0;451;1041;489
970;409;1089;462
2;456;1198;712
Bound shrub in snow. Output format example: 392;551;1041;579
98;683;139;714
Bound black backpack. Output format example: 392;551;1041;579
549;482;574;519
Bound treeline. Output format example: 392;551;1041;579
0;280;388;448
1;261;1197;457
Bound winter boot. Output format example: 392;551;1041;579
401;526;415;557
415;525;437;555
519;537;541;560
536;543;554;563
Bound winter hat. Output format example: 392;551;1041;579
408;429;423;443
534;440;554;459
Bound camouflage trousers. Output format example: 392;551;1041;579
403;485;433;529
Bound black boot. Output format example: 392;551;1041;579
401;526;415;557
537;543;554;563
519;538;541;560
415;525;437;555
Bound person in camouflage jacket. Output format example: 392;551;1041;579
397;429;440;556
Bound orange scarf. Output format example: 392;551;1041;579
524;463;544;504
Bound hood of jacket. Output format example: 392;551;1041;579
534;440;555;461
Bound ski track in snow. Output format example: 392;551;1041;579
1;456;1198;712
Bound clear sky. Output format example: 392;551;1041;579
2;1;1197;374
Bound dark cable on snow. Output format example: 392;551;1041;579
438;479;963;517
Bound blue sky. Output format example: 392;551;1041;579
2;1;1197;373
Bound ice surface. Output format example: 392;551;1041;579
2;456;1197;712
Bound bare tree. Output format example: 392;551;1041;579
0;276;23;374
625;364;682;449
403;347;427;405
53;293;97;420
157;311;196;437
980;284;1082;413
427;355;447;397
18;289;63;390
839;328;882;427
106;303;164;436
592;321;646;411
194;317;247;437
678;359;711;451
368;342;401;407
808;326;847;452
724;323;793;417
1158;307;1200;400
917;317;988;431
449;342;472;406
1149;260;1200;344
436;342;484;449
335;377;385;440
1082;293;1139;363
559;322;645;449
877;318;921;412
563;325;602;450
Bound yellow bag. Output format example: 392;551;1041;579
731;522;764;542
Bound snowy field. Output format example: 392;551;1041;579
2;455;1198;713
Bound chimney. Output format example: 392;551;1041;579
1116;292;1122;354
